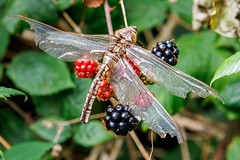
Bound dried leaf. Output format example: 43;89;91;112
82;0;103;8
192;0;240;38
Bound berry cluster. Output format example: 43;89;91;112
103;104;139;136
125;57;140;75
139;73;154;85
151;40;179;66
97;80;114;101
74;60;98;78
126;56;154;85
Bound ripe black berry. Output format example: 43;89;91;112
164;49;173;58
106;106;114;115
152;47;158;53
157;41;166;51
119;122;128;131
161;56;167;62
173;48;179;56
115;104;124;112
121;111;130;122
111;112;120;122
155;51;162;57
106;120;117;131
165;40;171;44
104;115;111;122
166;43;173;49
151;40;180;66
103;105;139;136
168;57;175;65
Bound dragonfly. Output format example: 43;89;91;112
9;15;224;144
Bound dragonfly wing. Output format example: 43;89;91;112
110;57;183;143
10;15;117;62
126;45;224;103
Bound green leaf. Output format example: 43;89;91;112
125;0;168;32
0;109;36;144
176;31;231;84
211;52;240;85
30;116;72;143
74;120;114;147
63;77;92;119
227;137;240;160
221;80;240;108
7;51;75;96
0;25;9;60
32;93;65;116
2;0;58;33
170;0;193;24
56;0;72;11
4;141;55;160
0;87;27;100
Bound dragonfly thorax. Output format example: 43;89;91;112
114;26;137;44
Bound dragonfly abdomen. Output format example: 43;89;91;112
80;53;119;123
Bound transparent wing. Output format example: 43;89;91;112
126;45;224;103
10;15;117;62
110;57;183;144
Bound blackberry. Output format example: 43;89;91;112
151;40;180;66
103;104;139;136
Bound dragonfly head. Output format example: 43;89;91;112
114;26;137;44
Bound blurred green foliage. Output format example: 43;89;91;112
0;0;240;159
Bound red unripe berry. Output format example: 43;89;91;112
85;61;91;65
79;72;86;78
79;61;85;65
80;65;87;72
94;67;98;73
99;94;105;99
87;65;94;72
86;72;94;77
97;88;103;95
100;80;107;89
74;66;81;72
90;60;97;66
135;69;140;75
75;61;81;66
108;85;113;92
104;91;112;98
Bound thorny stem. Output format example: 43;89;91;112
120;0;128;27
104;0;114;35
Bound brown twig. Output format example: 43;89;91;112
109;138;124;159
148;14;180;48
130;131;151;160
119;0;128;27
1;99;33;124
125;136;139;159
62;12;82;33
104;0;114;35
149;130;154;160
53;125;65;143
0;136;11;149
52;0;82;33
